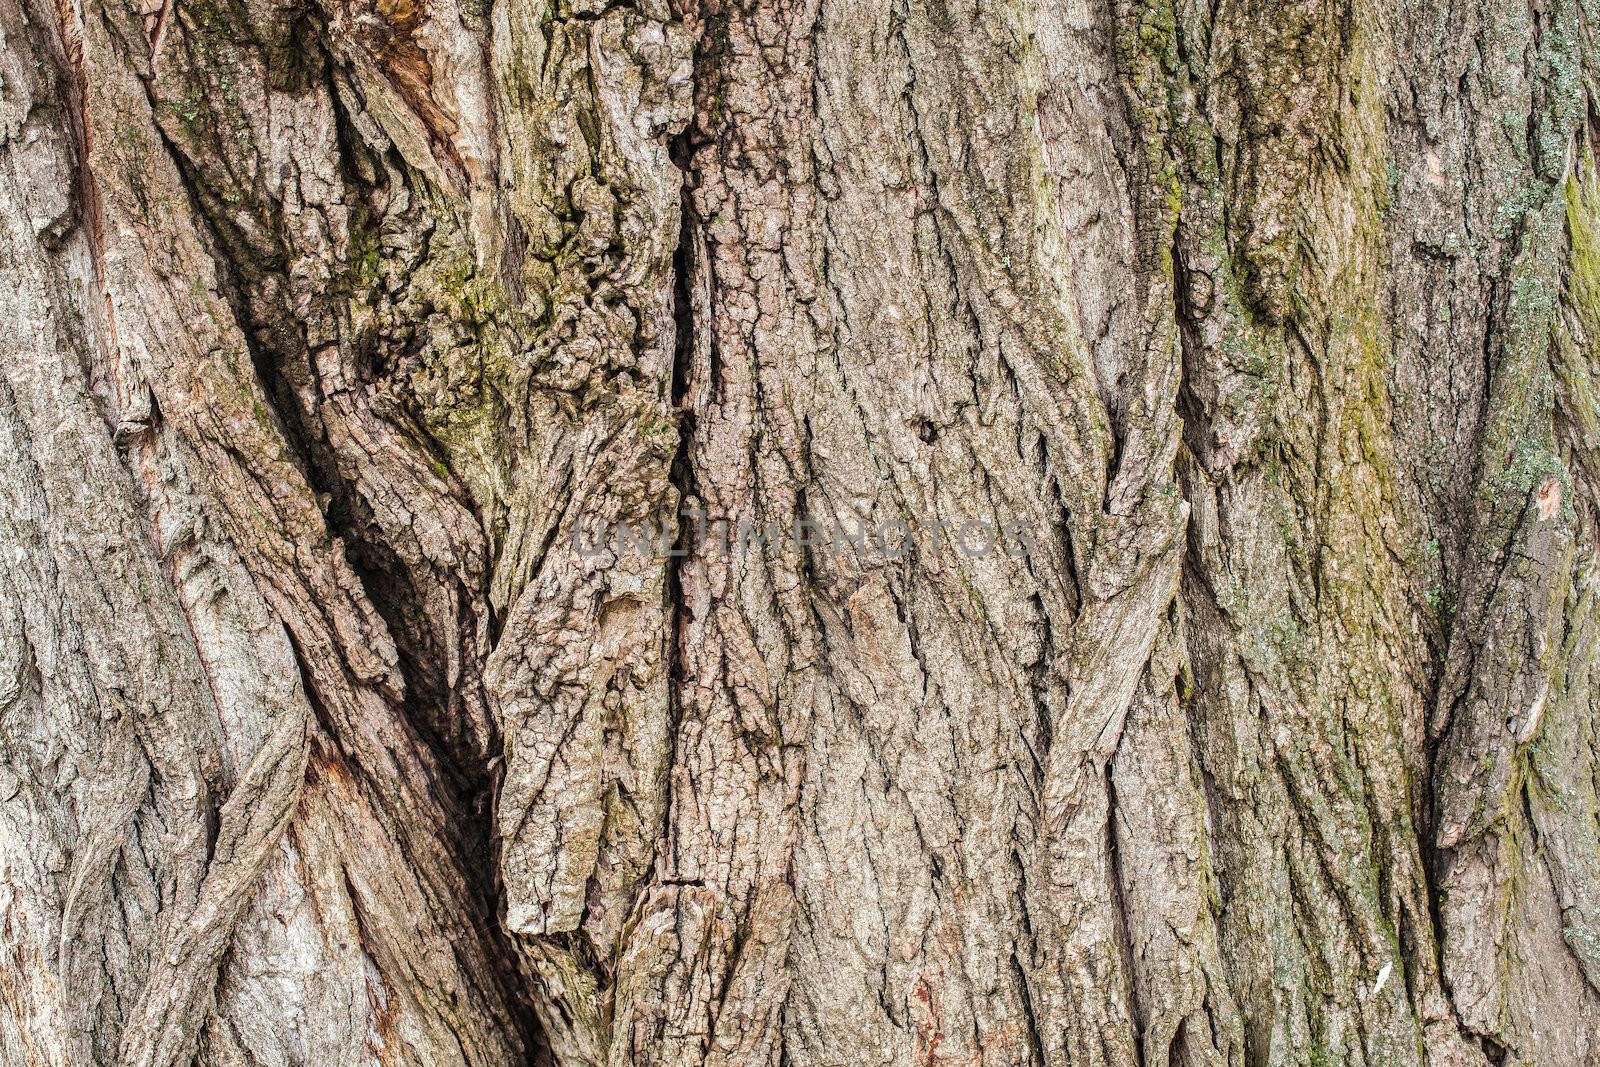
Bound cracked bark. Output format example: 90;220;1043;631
3;0;1599;1064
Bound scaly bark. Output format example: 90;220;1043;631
1;0;1597;1064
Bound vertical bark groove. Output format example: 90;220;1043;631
3;0;1600;1064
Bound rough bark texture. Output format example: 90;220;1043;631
3;0;1599;1064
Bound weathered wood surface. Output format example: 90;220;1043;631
2;0;1598;1063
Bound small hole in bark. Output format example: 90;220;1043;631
918;420;939;444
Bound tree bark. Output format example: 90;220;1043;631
2;0;1598;1064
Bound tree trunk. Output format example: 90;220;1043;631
2;0;1598;1063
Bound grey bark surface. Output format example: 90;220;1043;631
1;0;1598;1064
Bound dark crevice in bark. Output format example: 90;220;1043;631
1009;947;1046;1067
34;0;110;309
1022;591;1055;778
1057;511;1082;623
1415;256;1519;1021
1104;760;1145;1067
657;121;701;891
1170;218;1217;486
172;159;485;820
283;628;348;771
120;33;556;1062
1418;704;1462;1019
278;424;551;1067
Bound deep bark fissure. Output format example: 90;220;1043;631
5;0;1600;1061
